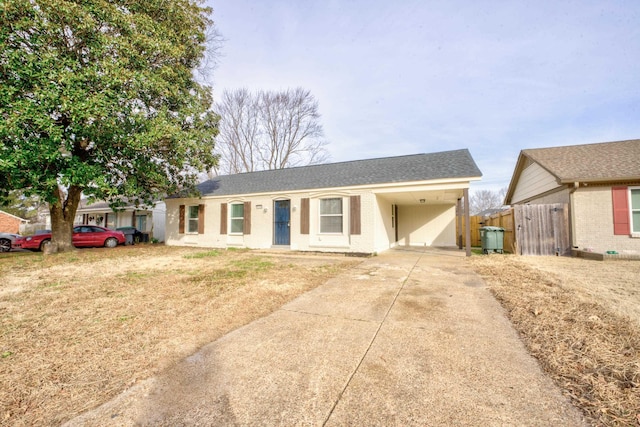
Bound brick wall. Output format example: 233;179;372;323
0;212;23;234
572;186;640;253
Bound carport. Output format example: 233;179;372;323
374;183;472;256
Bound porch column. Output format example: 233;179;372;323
457;198;463;250
464;188;471;257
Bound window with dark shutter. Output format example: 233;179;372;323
220;203;227;235
612;186;630;235
244;201;251;235
300;198;310;234
187;206;199;233
350;195;361;235
179;205;185;234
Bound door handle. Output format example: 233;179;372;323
287;222;290;227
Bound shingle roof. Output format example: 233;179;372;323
522;139;640;183
78;200;111;210
196;149;482;197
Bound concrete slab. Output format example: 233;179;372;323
282;261;410;322
65;247;587;427
327;250;583;426
135;311;379;426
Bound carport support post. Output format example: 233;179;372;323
457;198;463;250
464;188;471;257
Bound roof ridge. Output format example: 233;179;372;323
523;138;640;153
191;149;481;198
208;149;469;180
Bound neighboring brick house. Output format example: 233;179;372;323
0;210;27;234
504;139;640;254
166;149;482;255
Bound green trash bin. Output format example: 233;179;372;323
480;226;505;254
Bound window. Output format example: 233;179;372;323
136;214;147;232
230;203;244;233
105;213;116;230
632;188;640;233
320;198;343;233
187;206;199;233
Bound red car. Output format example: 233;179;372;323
19;226;126;251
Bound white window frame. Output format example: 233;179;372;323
229;203;244;235
136;214;147;232
630;187;640;236
105;213;116;230
187;205;199;234
319;197;343;234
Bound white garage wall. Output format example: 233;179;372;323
397;204;457;247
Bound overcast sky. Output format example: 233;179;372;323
204;0;640;192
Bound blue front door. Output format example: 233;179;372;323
274;200;291;245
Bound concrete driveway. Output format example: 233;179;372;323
66;248;586;426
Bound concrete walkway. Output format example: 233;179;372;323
66;248;586;426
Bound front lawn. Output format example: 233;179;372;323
0;246;359;426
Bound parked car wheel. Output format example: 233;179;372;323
104;237;119;248
0;238;11;253
39;239;51;252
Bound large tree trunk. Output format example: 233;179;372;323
47;185;82;253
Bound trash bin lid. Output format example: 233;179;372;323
480;226;505;231
116;227;136;234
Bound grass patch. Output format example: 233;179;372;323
183;249;220;259
229;257;274;272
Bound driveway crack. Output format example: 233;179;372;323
322;253;423;426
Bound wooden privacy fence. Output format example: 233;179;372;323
514;203;570;256
460;203;570;255
461;210;515;253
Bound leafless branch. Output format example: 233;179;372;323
212;87;329;174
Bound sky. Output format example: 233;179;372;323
203;0;640;193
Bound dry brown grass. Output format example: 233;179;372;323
0;245;359;426
469;255;640;427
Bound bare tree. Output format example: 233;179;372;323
214;88;262;174
470;188;507;215
212;87;329;175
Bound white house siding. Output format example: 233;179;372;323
526;187;571;205
396;204;457;247
164;177;482;253
511;163;560;204
150;204;166;242
373;196;395;253
572;186;640;253
165;191;377;253
301;191;373;253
